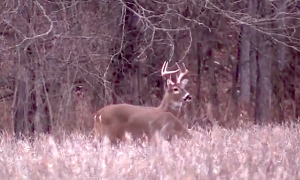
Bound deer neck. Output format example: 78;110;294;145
157;93;182;117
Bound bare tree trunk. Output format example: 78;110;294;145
13;60;35;137
196;42;203;117
239;24;251;110
136;64;141;105
272;59;284;123
239;0;258;115
207;48;220;122
250;33;258;102
249;1;258;105
255;1;273;125
13;79;26;139
276;0;287;71
34;76;48;134
294;50;300;120
255;41;273;125
227;56;239;124
13;39;33;139
42;77;53;133
272;0;287;123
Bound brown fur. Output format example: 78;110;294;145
126;111;192;141
94;62;192;144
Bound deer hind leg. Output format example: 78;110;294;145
93;115;119;145
94;115;106;138
102;123;127;145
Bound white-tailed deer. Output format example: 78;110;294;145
125;110;192;142
94;61;192;144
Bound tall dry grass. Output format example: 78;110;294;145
0;125;299;180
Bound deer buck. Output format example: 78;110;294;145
94;61;192;144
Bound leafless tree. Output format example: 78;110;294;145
0;0;300;138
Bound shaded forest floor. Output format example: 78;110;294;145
0;125;300;180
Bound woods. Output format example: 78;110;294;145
0;0;300;138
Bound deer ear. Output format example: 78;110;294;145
181;79;189;87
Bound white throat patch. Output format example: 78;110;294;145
171;101;182;110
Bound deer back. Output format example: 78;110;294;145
94;104;155;141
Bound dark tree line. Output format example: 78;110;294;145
0;0;299;138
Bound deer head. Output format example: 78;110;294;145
159;61;192;112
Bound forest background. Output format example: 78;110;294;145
0;0;300;137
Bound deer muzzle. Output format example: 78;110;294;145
183;94;192;102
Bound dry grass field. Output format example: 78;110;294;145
0;125;299;180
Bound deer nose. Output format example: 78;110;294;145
183;94;192;102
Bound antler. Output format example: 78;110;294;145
161;61;180;80
175;62;189;83
161;61;189;84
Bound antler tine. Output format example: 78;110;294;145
161;61;167;76
176;62;189;83
161;61;180;79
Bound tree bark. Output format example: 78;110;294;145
239;24;251;110
294;50;300;119
249;0;258;104
272;0;287;123
250;32;258;102
255;1;273;125
13;79;26;139
239;0;257;114
196;42;203;117
207;47;220;122
13;42;33;139
276;0;287;71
